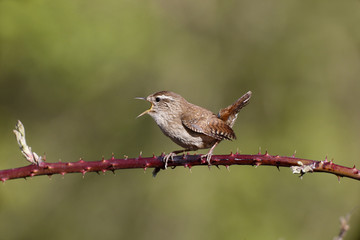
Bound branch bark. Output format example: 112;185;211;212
3;120;359;182
1;152;359;182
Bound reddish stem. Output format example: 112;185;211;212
0;153;359;182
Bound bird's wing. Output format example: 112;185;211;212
181;110;236;141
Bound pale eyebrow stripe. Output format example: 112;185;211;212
158;95;174;101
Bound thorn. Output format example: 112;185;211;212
255;162;261;168
230;152;234;157
258;147;261;155
187;165;192;173
152;154;156;159
95;171;100;175
0;178;7;183
264;150;269;156
276;165;280;171
324;156;328;162
236;148;239;154
102;158;107;163
143;166;147;172
124;155;128;160
60;172;66;176
111;169;115;175
81;170;86;178
292;150;296;158
138;151;142;159
66;162;72;166
79;158;85;163
47;174;53;179
43;153;47;162
225;165;230;172
111;153;115;160
30;173;35;177
182;154;186;159
102;169;107;174
215;165;220;170
337;175;341;183
208;165;211;171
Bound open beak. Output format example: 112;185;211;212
135;97;153;118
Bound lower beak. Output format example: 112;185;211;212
137;109;151;118
135;97;153;118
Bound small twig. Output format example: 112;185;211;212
333;213;352;240
13;120;43;166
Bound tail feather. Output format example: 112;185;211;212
218;91;252;127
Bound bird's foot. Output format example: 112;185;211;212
200;142;219;165
200;153;212;165
163;152;177;169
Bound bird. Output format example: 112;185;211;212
136;90;252;171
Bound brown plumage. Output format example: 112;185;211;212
137;90;252;171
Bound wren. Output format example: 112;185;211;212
136;90;252;170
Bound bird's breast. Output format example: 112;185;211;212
151;113;216;150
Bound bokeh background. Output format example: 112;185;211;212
1;0;360;239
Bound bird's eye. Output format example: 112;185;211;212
155;97;161;102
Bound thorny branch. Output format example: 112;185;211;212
1;121;359;182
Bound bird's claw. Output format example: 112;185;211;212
163;152;177;169
200;153;212;165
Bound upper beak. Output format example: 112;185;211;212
135;97;152;118
134;97;146;100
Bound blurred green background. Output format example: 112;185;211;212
1;0;360;239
